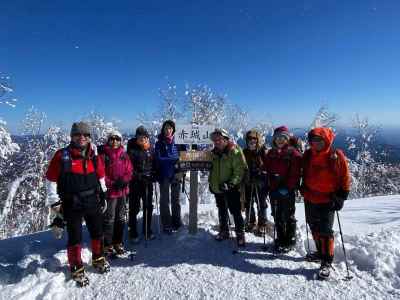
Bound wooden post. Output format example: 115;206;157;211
188;145;199;234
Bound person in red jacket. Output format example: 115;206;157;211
301;127;351;279
98;130;132;256
263;126;302;252
45;122;110;285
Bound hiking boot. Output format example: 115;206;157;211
71;265;89;287
305;251;321;262
236;232;246;248
244;222;255;233
214;231;230;241
113;243;126;255
318;262;332;279
253;223;266;236
104;245;115;258
92;256;110;274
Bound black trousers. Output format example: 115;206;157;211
62;194;103;247
304;201;335;263
304;201;335;237
244;183;268;225
269;189;297;247
215;189;244;234
128;180;154;236
103;196;126;246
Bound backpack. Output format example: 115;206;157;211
60;146;98;174
302;147;345;178
97;144;127;169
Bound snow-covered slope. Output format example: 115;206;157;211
1;196;399;299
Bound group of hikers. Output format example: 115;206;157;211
45;119;351;285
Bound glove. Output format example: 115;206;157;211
113;178;128;190
46;180;60;206
219;182;235;192
331;189;349;211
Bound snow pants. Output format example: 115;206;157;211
128;180;154;237
269;189;297;248
304;201;335;264
244;182;268;226
62;192;104;269
215;189;244;234
159;178;181;230
103;196;126;247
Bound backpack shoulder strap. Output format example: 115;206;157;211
60;146;71;174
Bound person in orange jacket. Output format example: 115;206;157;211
301;127;351;279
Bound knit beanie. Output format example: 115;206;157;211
70;122;91;137
273;126;291;141
135;125;150;138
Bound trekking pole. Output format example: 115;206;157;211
246;183;255;231
154;182;161;237
272;198;277;255
304;203;310;254
254;185;267;251
224;195;238;254
144;183;148;248
336;211;353;281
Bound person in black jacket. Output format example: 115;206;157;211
127;126;156;242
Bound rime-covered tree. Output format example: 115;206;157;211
310;105;339;129
184;84;226;126
0;107;70;238
345;115;398;198
85;111;120;145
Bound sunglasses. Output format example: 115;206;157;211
109;136;121;142
73;133;91;138
248;137;258;141
309;136;324;143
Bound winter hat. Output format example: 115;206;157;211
210;128;230;141
273;126;291;141
70;122;91;137
135;125;149;138
161;120;176;135
107;130;122;140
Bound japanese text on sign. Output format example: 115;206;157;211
175;125;214;144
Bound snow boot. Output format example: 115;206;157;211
236;232;246;248
215;230;230;241
253;222;266;237
244;222;255;233
318;262;332;280
104;245;115;258
113;243;126;256
71;265;89;287
92;256;110;274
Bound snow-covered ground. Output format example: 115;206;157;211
1;195;400;299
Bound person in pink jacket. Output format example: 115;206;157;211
98;130;132;256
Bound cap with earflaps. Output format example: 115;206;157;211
70;122;91;137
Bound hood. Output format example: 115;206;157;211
308;127;335;152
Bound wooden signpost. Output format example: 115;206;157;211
175;124;213;234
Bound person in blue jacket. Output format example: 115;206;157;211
154;120;185;233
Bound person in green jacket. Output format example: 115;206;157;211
209;128;247;247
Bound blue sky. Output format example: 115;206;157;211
1;0;400;132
